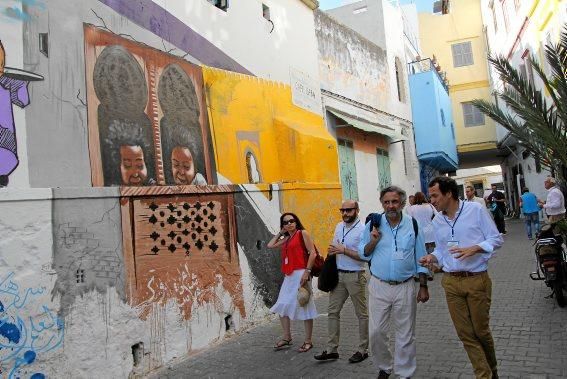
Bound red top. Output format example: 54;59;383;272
281;231;306;275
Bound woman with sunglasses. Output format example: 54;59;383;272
267;212;318;353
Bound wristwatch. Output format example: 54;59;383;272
420;284;428;288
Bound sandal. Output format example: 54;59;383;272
298;341;313;353
273;338;292;350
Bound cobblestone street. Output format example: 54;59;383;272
149;219;567;378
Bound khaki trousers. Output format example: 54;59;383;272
442;273;497;379
547;213;565;223
327;270;369;353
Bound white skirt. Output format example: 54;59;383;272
270;269;317;321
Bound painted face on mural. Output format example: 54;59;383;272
119;145;148;186
171;147;196;185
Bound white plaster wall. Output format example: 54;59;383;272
382;0;412;122
153;0;320;84
1;3;30;188
0;187;279;377
0;189;57;377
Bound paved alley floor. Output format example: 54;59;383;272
149;219;567;378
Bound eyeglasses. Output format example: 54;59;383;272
282;219;296;225
339;208;356;213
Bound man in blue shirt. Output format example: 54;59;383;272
519;187;540;240
358;186;429;379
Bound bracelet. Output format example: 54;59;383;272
305;268;312;272
420;284;428;288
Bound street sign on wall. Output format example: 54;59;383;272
289;67;322;115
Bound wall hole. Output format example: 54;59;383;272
224;314;233;331
39;33;48;57
256;240;262;250
131;342;144;367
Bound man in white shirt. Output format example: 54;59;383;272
420;176;503;379
465;185;486;207
538;176;565;223
314;200;368;363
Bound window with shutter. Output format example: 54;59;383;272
452;42;474;67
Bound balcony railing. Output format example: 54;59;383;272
408;58;449;93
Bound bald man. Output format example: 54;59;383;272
314;200;369;363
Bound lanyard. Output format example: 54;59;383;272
443;201;464;239
386;214;402;251
341;219;361;243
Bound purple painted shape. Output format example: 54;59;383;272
0;75;30;176
98;0;253;75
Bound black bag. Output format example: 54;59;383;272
317;254;339;292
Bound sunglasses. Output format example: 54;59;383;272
339;208;357;213
282;219;296;225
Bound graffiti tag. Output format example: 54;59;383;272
0;272;64;379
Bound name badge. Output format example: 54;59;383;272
447;240;459;249
393;250;405;260
284;257;289;265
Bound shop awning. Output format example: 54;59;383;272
328;110;408;142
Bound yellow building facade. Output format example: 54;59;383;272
419;0;498;168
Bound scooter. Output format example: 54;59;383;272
530;223;567;307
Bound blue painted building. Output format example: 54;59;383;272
408;59;458;192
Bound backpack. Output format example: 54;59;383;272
364;212;418;236
363;212;419;268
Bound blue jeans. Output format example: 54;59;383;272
524;212;540;238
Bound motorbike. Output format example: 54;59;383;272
530;223;567;307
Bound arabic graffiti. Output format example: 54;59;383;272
0;272;64;379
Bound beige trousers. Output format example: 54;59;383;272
327;270;369;353
547;213;565;223
368;276;417;378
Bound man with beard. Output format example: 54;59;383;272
314;200;368;363
358;186;429;379
420;176;502;379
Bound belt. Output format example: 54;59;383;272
447;270;487;277
371;273;413;285
338;269;362;273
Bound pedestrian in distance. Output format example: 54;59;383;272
406;191;436;254
358;186;430;379
420;176;503;379
465;185;487;208
267;212;317;353
314;200;369;364
519;187;541;240
485;184;506;234
538;176;566;223
408;195;415;206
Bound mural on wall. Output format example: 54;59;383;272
0;40;43;187
0;272;63;379
51;197;125;318
121;189;245;320
84;25;216;188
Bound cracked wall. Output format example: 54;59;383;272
51;188;125;318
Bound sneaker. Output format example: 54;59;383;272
348;351;368;363
528;236;533;240
377;370;390;379
314;350;339;361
